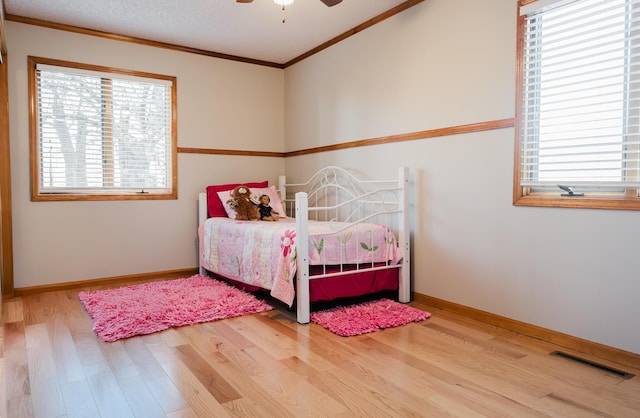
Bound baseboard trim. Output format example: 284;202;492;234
414;293;640;371
13;268;199;297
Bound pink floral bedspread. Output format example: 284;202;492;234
199;218;401;306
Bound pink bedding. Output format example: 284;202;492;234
199;218;401;306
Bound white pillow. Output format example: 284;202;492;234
217;185;286;220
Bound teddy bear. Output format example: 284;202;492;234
226;185;260;221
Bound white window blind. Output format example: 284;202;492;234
35;63;173;194
520;0;640;193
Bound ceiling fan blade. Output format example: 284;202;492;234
236;0;253;3
320;0;343;6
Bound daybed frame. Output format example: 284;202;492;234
198;166;411;324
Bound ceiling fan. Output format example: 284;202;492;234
236;0;343;6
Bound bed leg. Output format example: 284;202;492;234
296;269;310;324
398;261;411;303
296;192;311;324
398;166;411;303
297;301;310;324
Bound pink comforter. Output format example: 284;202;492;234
199;218;401;306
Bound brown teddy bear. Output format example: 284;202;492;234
226;185;259;221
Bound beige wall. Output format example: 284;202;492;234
6;21;285;287
284;0;640;355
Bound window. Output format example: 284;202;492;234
29;56;177;201
514;0;640;210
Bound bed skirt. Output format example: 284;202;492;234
203;264;399;303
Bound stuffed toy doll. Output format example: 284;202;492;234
257;194;279;221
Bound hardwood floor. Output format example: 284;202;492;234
2;282;640;417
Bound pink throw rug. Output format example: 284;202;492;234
78;274;272;342
310;298;431;337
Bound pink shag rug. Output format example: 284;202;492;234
78;274;272;342
310;298;431;337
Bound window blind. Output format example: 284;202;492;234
519;0;640;192
36;64;173;194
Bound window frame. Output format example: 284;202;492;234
513;0;640;210
28;56;178;201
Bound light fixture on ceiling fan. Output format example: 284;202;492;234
236;0;342;23
235;0;343;7
273;0;294;16
273;0;294;23
273;0;294;6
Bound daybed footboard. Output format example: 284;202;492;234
289;166;410;323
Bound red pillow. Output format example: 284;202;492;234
206;181;268;218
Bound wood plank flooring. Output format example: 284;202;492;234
2;281;640;417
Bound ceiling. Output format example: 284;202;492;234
3;0;421;67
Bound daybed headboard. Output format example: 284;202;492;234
199;167;409;228
279;166;409;229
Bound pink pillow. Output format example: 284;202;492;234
206;181;268;218
218;185;286;220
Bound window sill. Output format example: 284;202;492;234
513;193;640;211
32;191;177;202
